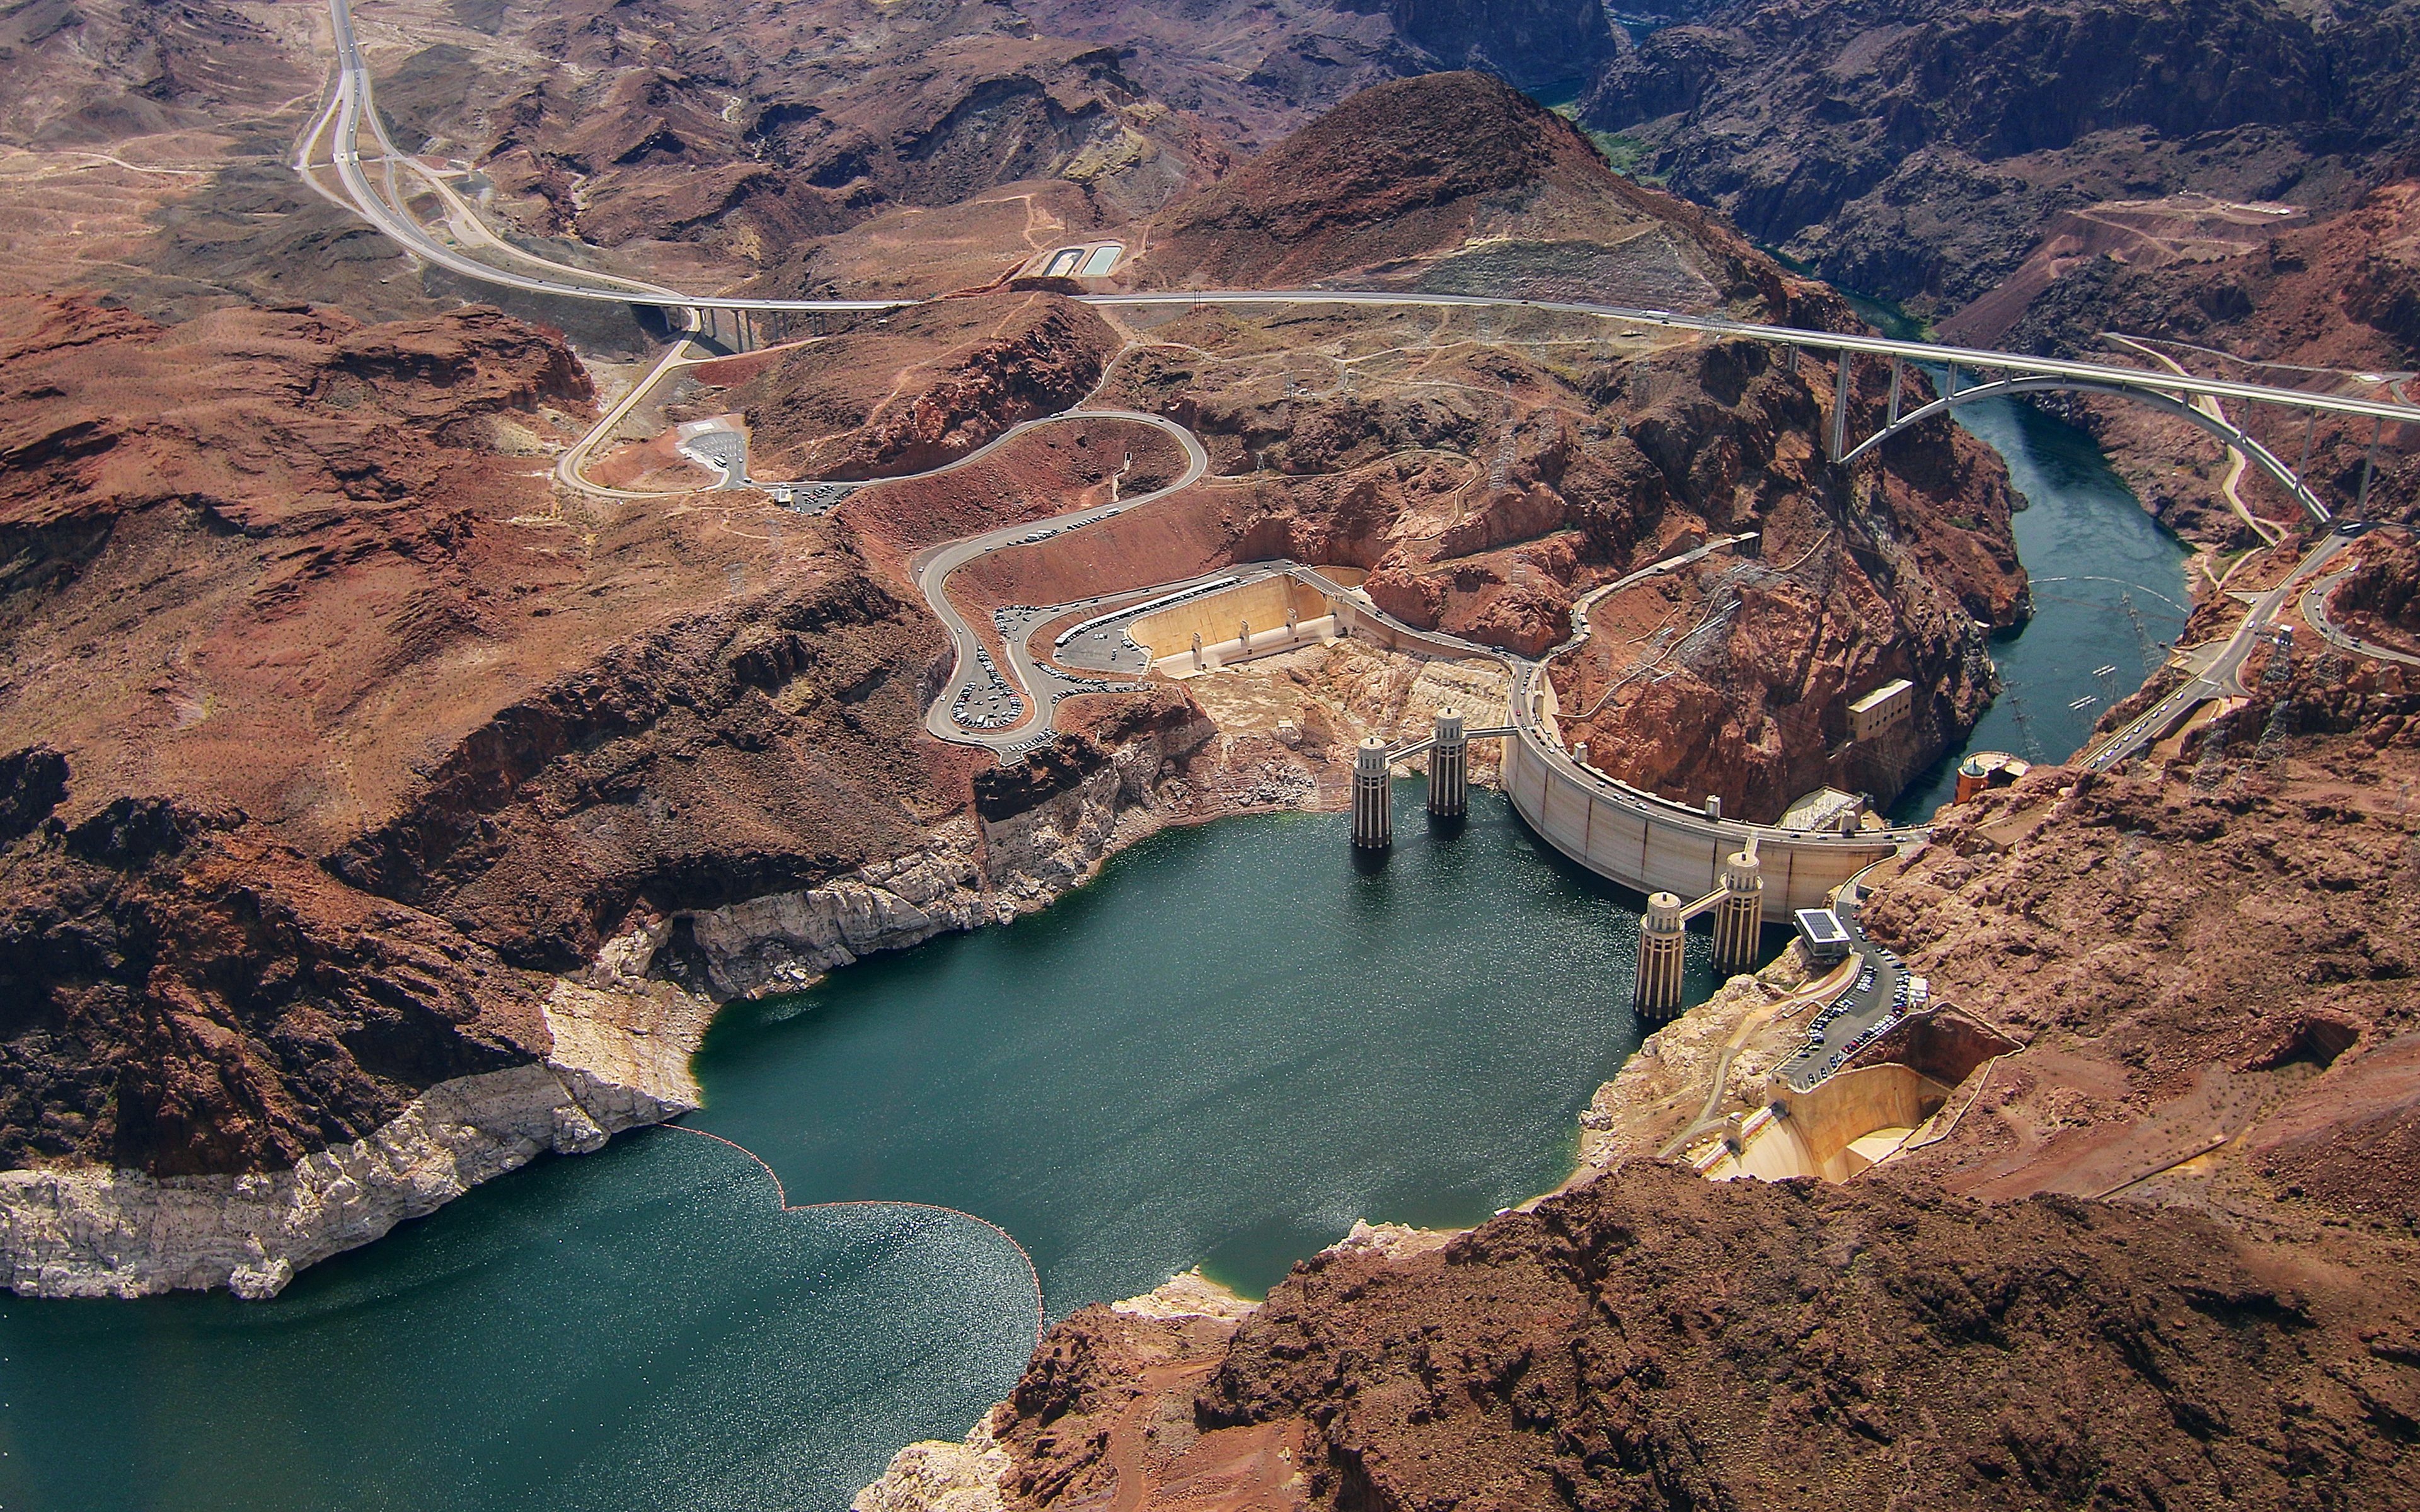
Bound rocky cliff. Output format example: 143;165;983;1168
722;294;1122;479
1103;74;2025;817
1569;0;2419;541
1986;173;2420;540
1134;71;1775;301
1579;0;2420;314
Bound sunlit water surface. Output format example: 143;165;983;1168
1;789;1721;1511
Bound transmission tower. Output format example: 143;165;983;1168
2261;634;2295;686
2004;681;2046;761
2253;698;2296;762
2119;590;2158;673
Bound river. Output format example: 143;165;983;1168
0;400;2189;1512
1892;387;2194;818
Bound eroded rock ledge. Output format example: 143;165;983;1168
0;697;1217;1299
0;982;706;1299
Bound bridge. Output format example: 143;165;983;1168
298;0;2420;931
302;0;2414;498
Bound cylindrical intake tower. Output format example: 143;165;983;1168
1634;890;1687;1019
1710;848;1764;976
1427;707;1468;819
1352;736;1393;850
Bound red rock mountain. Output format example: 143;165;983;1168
1133;71;1773;308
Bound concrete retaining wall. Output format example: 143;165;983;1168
1129;577;1330;663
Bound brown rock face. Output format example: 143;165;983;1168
375;0;1233;263
0;294;604;1179
1134;71;1773;304
1578;0;2416;314
727;294;1121;479
0;294;593;844
2334;530;2420;643
323;572;955;973
0;788;549;1177
1860;655;2420;1208
953;598;2420;1512
975;1162;2420;1509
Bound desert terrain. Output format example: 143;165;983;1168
0;0;2414;1506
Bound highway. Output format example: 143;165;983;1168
551;326;709;499
301;0;2420;430
2302;528;2420;670
301;0;2420;776
2104;333;2284;548
2081;526;2364;771
902;410;1210;755
304;0;908;316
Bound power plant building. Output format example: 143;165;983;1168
1848;679;1914;743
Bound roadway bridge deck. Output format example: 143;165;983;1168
298;0;2420;914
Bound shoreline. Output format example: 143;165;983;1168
0;650;1481;1300
846;942;1815;1512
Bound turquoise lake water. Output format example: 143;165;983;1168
0;788;1725;1511
0;389;2189;1511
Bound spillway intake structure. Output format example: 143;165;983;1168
1635;891;1688;1019
1352;736;1393;850
1428;708;1468;820
1712;849;1764;976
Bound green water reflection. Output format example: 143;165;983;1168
0;786;1715;1510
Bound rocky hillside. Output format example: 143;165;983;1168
719;293;1122;479
1570;0;2419;543
1579;0;2420;315
1020;0;1616;154
340;0;1625;278
1133;71;1775;303
1110;74;2025;818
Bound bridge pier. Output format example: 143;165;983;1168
1634;891;1686;1019
1710;848;1763;976
1427;708;1467;820
1829;352;1852;461
1352;736;1392;850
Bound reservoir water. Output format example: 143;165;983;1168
0;395;2189;1512
0;788;1724;1512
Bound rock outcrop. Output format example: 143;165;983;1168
1087;75;2029;816
860;542;2420;1508
726;294;1122;480
0;981;708;1299
889;1149;2420;1509
1133;71;1774;304
1579;0;2419;314
1567;0;2419;544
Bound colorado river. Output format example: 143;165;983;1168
1892;389;2194;818
0;786;1721;1511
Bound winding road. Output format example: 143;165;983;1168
298;0;2420;770
2302;528;2420;670
903;409;1210;753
